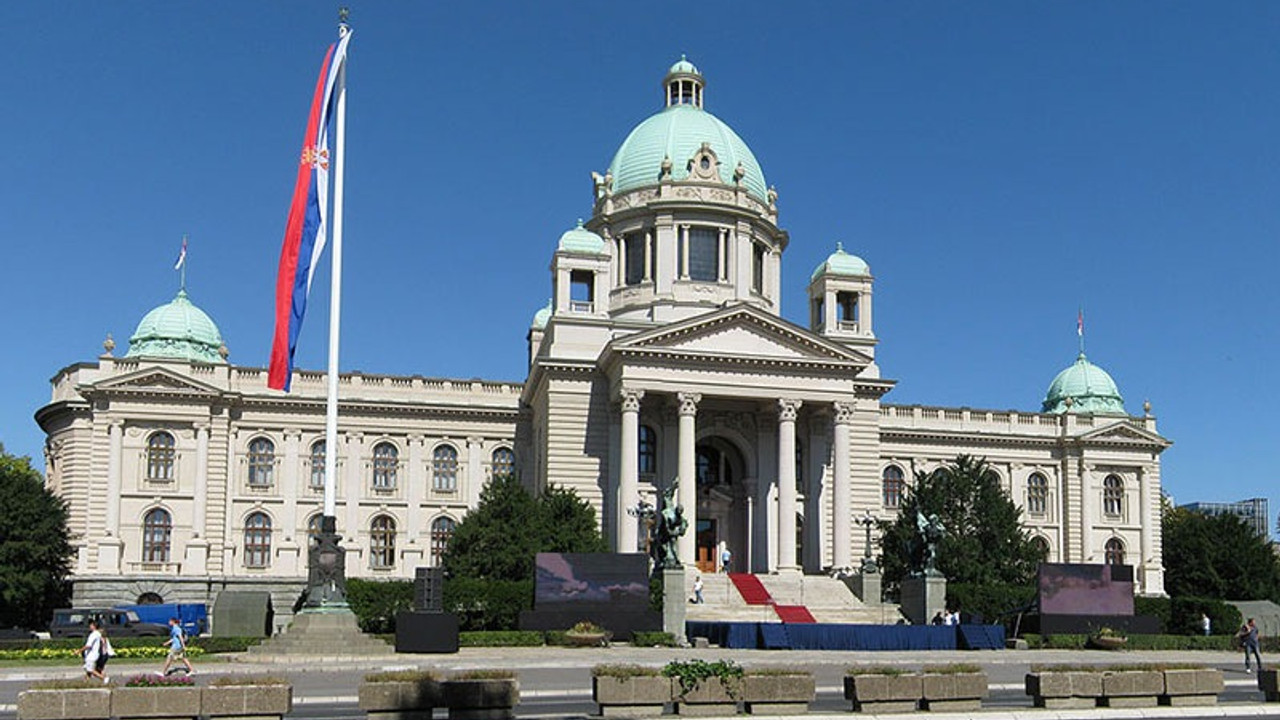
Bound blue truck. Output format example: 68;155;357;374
113;604;208;638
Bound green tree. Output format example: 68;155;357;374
1163;505;1280;602
878;455;1044;589
441;474;607;630
0;447;73;629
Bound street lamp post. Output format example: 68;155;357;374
857;510;878;574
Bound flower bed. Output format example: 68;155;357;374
592;665;670;717
741;670;814;715
664;660;743;716
442;671;519;720
203;677;292;720
112;676;200;720
359;670;441;720
844;668;921;714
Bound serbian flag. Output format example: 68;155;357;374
1077;308;1084;337
268;32;352;391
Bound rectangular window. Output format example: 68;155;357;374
752;244;765;293
625;233;646;285
687;227;719;282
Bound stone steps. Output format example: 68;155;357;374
246;609;394;660
686;573;904;625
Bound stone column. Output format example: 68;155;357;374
618;389;644;553
676;392;701;567
832;401;855;570
679;225;690;279
345;433;363;568
777;399;802;572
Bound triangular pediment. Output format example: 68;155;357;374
611;305;872;366
1078;420;1171;447
92;366;222;395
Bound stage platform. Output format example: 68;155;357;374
685;621;1005;651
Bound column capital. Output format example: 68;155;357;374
676;392;702;416
833;400;856;425
620;388;645;413
777;398;803;422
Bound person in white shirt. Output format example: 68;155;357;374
79;620;109;683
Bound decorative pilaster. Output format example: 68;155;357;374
618;389;644;553
676;392;701;566
99;420;125;573
1137;465;1151;592
1080;461;1095;562
777;398;802;572
832;401;855;569
183;424;212;575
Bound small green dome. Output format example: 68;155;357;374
667;55;699;76
127;290;225;363
608;63;768;201
531;299;552;330
558;220;606;254
811;242;870;281
1042;353;1126;414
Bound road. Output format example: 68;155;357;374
2;645;1277;719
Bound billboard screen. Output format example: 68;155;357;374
533;553;650;612
1038;563;1134;616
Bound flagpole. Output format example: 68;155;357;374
323;15;350;524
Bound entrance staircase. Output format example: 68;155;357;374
687;572;903;625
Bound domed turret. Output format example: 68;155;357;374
126;290;225;364
607;58;768;200
1042;353;1126;414
557;220;606;254
811;242;870;281
531;299;552;330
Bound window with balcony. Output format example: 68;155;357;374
570;270;594;312
244;512;272;568
142;508;172;563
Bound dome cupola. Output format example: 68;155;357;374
811;242;871;281
557;219;607;254
126;290;226;364
1042;352;1126;414
664;55;704;108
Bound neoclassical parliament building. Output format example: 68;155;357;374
37;59;1172;620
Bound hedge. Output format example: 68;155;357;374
0;637;256;655
346;578;415;634
946;582;1036;624
1022;633;1280;652
458;631;544;647
444;578;533;632
1133;596;1242;636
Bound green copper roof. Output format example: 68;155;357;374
126;290;225;364
811;242;870;281
558;220;607;254
668;55;699;76
1042;352;1126;414
531;299;552;329
608;96;768;201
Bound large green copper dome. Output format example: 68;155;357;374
607;61;768;201
127;290;226;364
1042;353;1125;414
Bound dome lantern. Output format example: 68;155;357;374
664;55;703;108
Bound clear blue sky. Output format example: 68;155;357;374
3;3;1277;530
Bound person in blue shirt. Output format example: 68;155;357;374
159;617;194;676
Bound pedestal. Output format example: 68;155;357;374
97;538;123;573
845;570;881;605
662;569;687;645
900;574;946;625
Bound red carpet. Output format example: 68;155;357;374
728;573;773;605
773;604;817;623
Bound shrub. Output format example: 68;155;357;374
209;676;288;686
945;582;1036;625
451;669;516;680
123;674;196;687
346;578;415;633
593;664;661;678
365;670;440;683
663;659;743;698
847;666;911;676
189;636;259;654
29;677;107;689
922;663;981;674
444;577;533;632
458;630;544;647
1134;596;1171;632
631;631;677;647
1170;597;1241;637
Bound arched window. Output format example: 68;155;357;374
146;432;176;481
1105;537;1126;565
372;442;398;489
247;438;275;487
370;515;396;569
1032;536;1051;560
433;445;458;492
136;592;164;605
882;465;905;509
1103;475;1124;517
309;440;326;489
142;508;172;562
307;514;324;548
1027;473;1048;515
430;516;457;566
491;447;515;479
638;426;657;475
244;512;272;568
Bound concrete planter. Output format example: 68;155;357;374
741;674;814;715
112;686;201;720
1161;668;1223;706
202;684;293;720
441;678;519;720
359;679;441;720
16;688;110;720
592;675;672;717
1100;669;1163;708
1260;669;1280;702
672;677;742;716
920;671;988;711
844;674;922;714
1025;670;1103;709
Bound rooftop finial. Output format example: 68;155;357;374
339;6;350;28
836;241;844;253
174;234;189;292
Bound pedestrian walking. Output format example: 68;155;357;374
1239;618;1263;673
159;617;194;676
1202;613;1211;637
80;620;109;683
693;575;704;604
720;546;732;573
